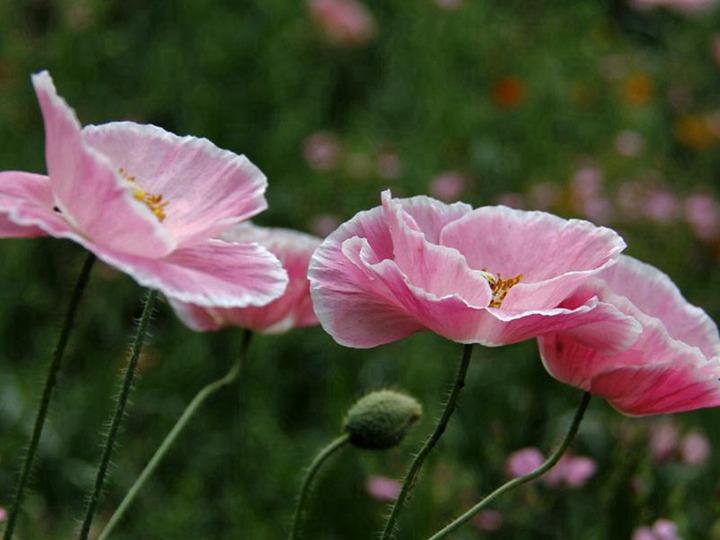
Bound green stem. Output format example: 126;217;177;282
78;289;159;540
97;329;253;540
288;434;350;540
380;343;474;540
3;251;96;540
426;391;592;540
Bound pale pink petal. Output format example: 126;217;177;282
31;71;174;257
331;236;636;347
82;122;268;247
310;236;424;347
599;256;720;359
590;358;720;416
94;239;288;308
381;193;492;306
170;225;322;333
440;206;626;309
0;172;63;237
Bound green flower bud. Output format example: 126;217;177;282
343;389;422;450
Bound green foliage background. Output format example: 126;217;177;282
1;0;720;538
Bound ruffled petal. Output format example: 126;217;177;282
0;171;68;237
599;255;720;359
170;224;322;333
309;235;424;348
92;239;288;308
440;206;626;309
31;71;174;257
381;192;492;306
82;122;268;247
590;359;720;416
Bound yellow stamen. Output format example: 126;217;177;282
118;167;168;222
484;271;523;308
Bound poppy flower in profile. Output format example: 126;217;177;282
538;255;720;416
170;224;322;334
309;190;639;349
0;71;288;308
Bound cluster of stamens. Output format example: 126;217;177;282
118;167;168;222
483;271;523;308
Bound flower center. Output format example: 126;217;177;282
118;168;168;222
482;270;523;308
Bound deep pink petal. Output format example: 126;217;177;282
599;256;720;359
93;239;288;308
590;359;720;416
440;206;626;309
31;71;174;257
82;122;268;247
170;225;322;333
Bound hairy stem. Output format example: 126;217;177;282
78;289;158;540
288;434;350;540
3;252;96;540
97;329;253;540
427;392;592;540
380;343;474;540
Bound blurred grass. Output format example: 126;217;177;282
1;0;720;538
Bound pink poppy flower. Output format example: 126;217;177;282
309;190;638;349
539;255;720;416
0;72;287;308
680;430;710;465
170;224;321;334
307;0;376;48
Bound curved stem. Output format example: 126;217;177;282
288;434;350;540
78;289;159;540
380;344;474;540
3;251;96;540
426;391;592;540
97;329;253;540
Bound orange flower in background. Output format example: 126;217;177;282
491;76;526;108
623;73;653;107
675;114;719;149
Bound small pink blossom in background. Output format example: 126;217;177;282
544;454;597;488
632;0;718;15
309;190;637;349
0;507;6;522
615;130;645;157
0;71;287;309
649;419;680;463
539;255;720;416
366;475;401;501
307;0;376;47
570;166;613;223
616;180;645;221
496;192;525;209
376;152;403;180
310;214;342;238
303;131;341;172
472;509;503;531
429;171;466;202
713;35;720;68
169;225;322;334
435;0;463;9
685;194;720;242
680;430;710;465
633;519;683;540
506;447;544;477
644;187;680;223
